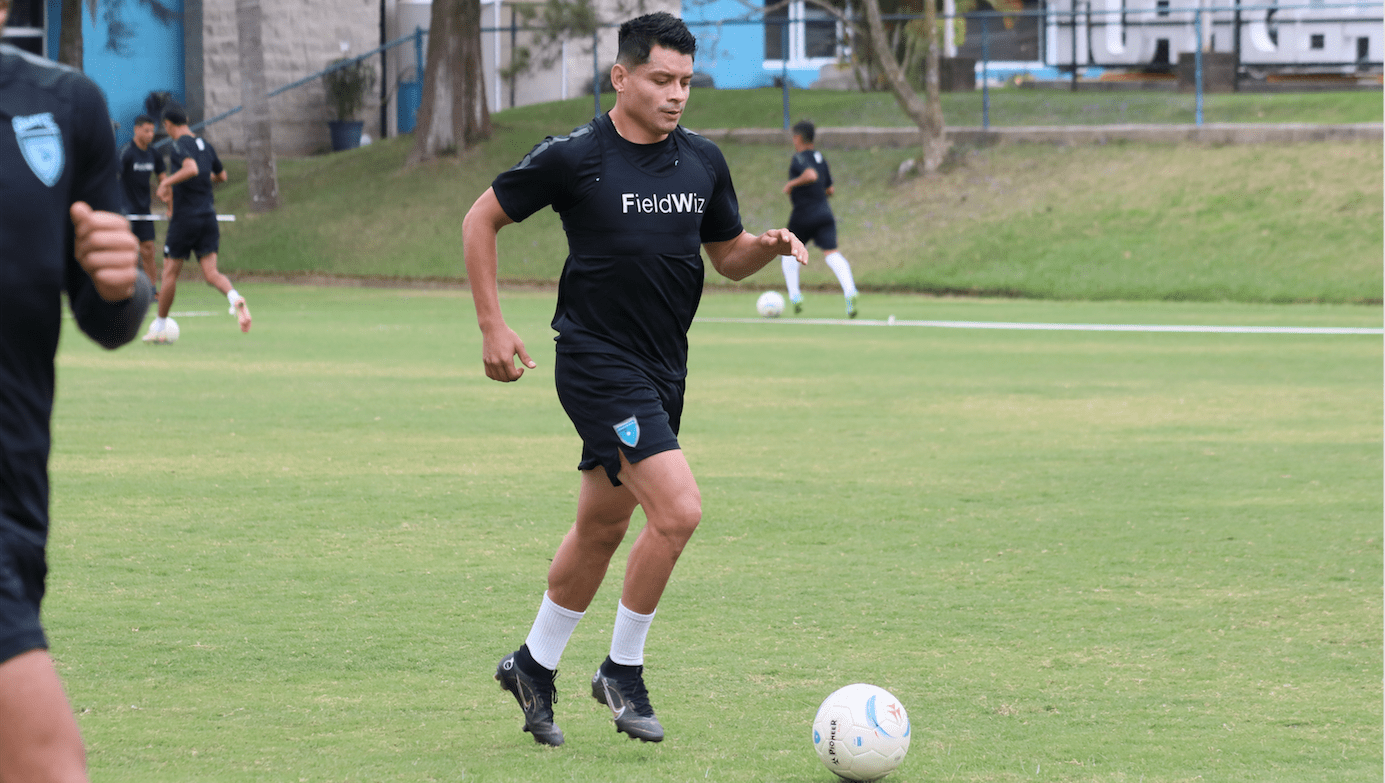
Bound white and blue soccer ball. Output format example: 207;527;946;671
756;290;786;318
812;683;911;781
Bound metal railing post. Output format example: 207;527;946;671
1195;8;1205;125
781;22;791;130
413;26;425;81
593;27;601;119
982;15;991;129
1070;3;1079;91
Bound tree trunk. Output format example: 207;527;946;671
408;0;491;165
236;0;280;212
58;0;83;69
921;0;946;172
860;0;949;173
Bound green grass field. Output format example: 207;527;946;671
48;284;1381;781
209;90;1382;303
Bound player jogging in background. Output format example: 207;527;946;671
463;12;806;747
119;114;166;293
145;107;250;342
780;119;860;318
0;10;152;780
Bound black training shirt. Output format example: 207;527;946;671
788;148;834;221
168;133;222;219
492;113;743;380
118;140;164;215
1;44;151;543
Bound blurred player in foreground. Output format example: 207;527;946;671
463;12;806;747
119;114;166;292
146;107;250;342
0;6;152;779
780;120;860;317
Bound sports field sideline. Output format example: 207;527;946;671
46;282;1381;782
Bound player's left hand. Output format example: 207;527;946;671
155;182;172;205
782;182;793;194
760;228;808;266
70;202;139;302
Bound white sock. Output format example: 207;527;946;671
153;316;167;330
524;592;585;671
824;251;857;297
227;288;242;305
609;601;656;666
780;255;802;301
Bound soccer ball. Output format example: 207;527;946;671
163;317;180;344
812;684;911;781
756;290;786;318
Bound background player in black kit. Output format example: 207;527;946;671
118;114;166;292
464;12;807;747
0;3;151;778
147;107;251;342
779;120;860;318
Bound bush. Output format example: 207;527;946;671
323;58;377;121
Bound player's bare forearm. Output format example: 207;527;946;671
705;229;807;281
782;167;818;194
463;188;533;382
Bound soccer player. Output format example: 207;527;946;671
1;10;152;781
146;107;250;342
463;12;807;747
779;120;860;318
119;114;166;292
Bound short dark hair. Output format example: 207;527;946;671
792;120;816;142
134;114;155;127
163;107;188;127
617;12;696;67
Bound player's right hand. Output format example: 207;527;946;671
70;201;139;302
481;327;537;382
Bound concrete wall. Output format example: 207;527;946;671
198;0;383;155
477;0;678;114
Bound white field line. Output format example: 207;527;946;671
127;214;236;222
697;317;1383;335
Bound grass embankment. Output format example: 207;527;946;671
211;90;1382;303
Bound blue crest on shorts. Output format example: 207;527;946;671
13;113;64;187
614;416;640;448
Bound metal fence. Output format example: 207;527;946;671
192;3;1380;144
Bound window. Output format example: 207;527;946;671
765;0;843;68
1309;33;1325;49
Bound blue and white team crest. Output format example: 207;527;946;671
13;113;64;187
614;416;640;448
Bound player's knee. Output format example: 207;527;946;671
658;492;702;545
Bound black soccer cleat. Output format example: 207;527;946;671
495;650;565;746
591;659;665;742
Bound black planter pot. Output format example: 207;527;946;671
328;120;364;151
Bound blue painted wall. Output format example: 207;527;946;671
45;0;185;149
684;1;823;89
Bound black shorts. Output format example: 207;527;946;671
788;212;838;252
164;213;220;260
554;352;684;487
0;525;49;665
131;219;156;243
